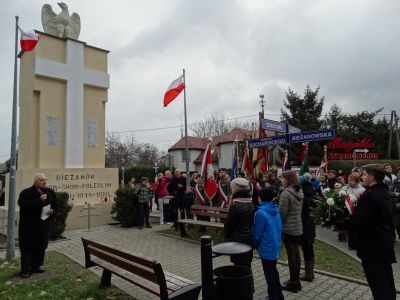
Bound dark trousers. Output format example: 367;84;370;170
262;259;284;300
137;202;150;227
362;261;396;300
20;249;45;273
283;234;301;282
172;199;185;229
300;240;315;261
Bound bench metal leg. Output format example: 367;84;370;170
178;223;188;237
100;270;112;288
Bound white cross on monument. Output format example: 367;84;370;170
35;39;110;168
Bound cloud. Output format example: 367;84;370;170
0;0;399;160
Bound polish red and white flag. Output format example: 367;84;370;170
18;26;39;51
201;140;217;201
163;75;185;107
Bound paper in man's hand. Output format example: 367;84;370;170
41;204;51;220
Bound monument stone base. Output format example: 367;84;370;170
0;202;116;236
1;167;118;236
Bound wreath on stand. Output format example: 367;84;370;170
312;188;358;228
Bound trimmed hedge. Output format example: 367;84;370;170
111;187;138;227
50;192;72;240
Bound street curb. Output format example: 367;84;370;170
158;231;400;294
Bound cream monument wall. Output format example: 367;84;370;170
18;33;110;168
1;32;118;235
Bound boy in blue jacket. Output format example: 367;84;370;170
253;187;284;300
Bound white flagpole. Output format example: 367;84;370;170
6;15;20;261
183;69;190;187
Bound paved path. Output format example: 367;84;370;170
0;224;376;300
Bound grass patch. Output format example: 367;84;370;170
280;240;365;280
0;251;135;300
159;227;365;281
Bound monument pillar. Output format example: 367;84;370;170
1;31;118;234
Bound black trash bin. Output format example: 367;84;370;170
214;265;253;300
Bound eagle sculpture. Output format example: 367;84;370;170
41;2;81;39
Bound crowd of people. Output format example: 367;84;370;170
14;162;398;299
148;162;398;300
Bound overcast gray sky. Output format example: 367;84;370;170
1;0;399;162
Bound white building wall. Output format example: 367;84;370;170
169;149;201;173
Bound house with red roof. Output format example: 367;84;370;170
167;127;275;173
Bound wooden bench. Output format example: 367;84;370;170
178;205;229;237
82;238;201;300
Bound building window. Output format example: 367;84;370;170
182;150;191;162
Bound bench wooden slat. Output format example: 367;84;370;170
82;238;201;300
83;238;155;268
190;205;229;213
91;257;162;295
88;245;157;283
178;219;224;228
164;271;196;285
92;257;188;293
191;211;228;218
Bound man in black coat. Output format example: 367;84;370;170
169;169;186;229
18;173;57;278
345;164;396;299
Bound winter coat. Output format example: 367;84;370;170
18;185;57;252
157;176;170;198
253;202;282;260
345;183;396;264
340;184;365;200
279;186;304;236
170;176;186;203
310;178;320;194
301;182;316;241
224;197;255;247
389;179;400;227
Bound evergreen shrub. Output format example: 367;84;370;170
50;192;72;240
111;187;138;227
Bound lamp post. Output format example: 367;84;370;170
259;94;265;114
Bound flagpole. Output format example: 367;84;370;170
235;135;239;178
183;69;190;187
6;15;19;261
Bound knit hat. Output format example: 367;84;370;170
230;178;250;195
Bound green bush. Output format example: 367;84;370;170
111;187;138;227
50;192;72;240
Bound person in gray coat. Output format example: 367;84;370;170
279;170;304;293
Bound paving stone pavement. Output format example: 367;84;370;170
2;224;380;300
